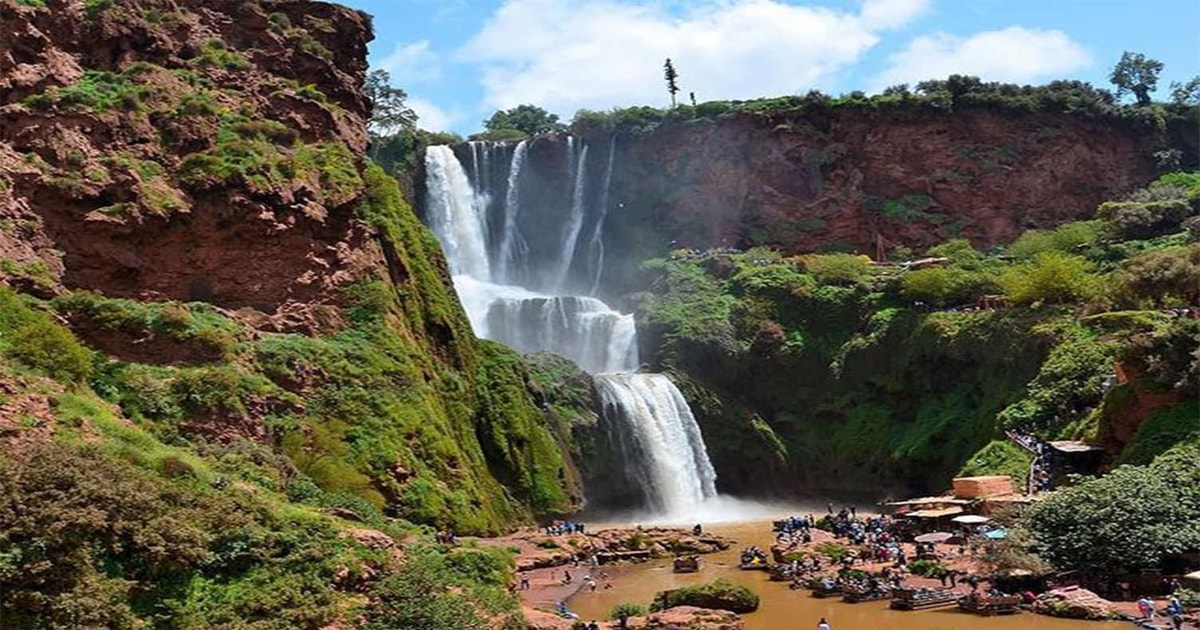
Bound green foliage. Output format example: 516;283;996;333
483;104;564;136
1097;200;1192;240
649;578;759;613
1007;221;1103;258
802;253;872;287
361;545;518;630
997;329;1117;430
364;69;417;137
900;266;998;307
14;0;46;7
814;542;851;562
908;559;947;577
958;440;1031;486
54;292;242;360
23;69;152;112
190;39;250;70
1113;245;1200;307
1026;443;1200;573
1116;400;1200;465
1109;51;1164;106
608;602;647;620
0;286;92;383
643;257;737;348
1000;252;1101;304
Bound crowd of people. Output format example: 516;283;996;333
543;520;587;536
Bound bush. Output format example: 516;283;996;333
649;578;759;613
1008;221;1103;258
1097;200;1192;240
1112;245;1200;307
608;602;647;620
900;266;998;307
1000;251;1101;304
0;290;92;383
802;253;872;286
909;559;946;577
1025;443;1200;574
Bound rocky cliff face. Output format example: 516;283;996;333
0;0;579;533
496;108;1180;300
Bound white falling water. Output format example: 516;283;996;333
596;374;718;514
496;140;529;285
422;139;718;516
486;294;636;374
554;143;589;292
424;146;491;279
587;135;616;296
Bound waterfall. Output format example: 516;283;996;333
496;140;529;285
423;146;491;279
486;295;635;374
554;142;588;292
596;374;718;515
587;135;616;296
423;138;718;516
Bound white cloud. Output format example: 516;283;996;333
378;40;441;84
409;97;461;132
458;0;930;116
873;26;1091;88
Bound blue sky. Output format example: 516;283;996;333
342;0;1199;134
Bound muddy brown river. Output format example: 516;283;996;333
566;519;1131;630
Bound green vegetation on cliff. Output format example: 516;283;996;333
642;172;1199;496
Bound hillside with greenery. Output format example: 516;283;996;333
639;171;1199;497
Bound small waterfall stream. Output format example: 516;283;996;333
423;138;718;515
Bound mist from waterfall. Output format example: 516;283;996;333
422;137;718;517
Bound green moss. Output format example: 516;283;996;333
190;39;251;70
23;69;152;112
54;292;243;360
959;440;1032;486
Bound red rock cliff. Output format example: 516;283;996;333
0;0;375;329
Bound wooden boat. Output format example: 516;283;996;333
767;564;795;582
739;550;769;571
958;593;1022;616
672;556;700;573
890;586;958;610
841;585;892;603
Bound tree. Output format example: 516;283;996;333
1109;51;1164;106
1169;76;1200;106
482;104;563;136
363;69;418;138
1025;444;1200;574
663;58;680;107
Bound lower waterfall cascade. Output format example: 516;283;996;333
422;139;719;517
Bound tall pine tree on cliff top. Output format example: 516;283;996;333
664;58;680;108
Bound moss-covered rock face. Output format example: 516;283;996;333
0;0;581;535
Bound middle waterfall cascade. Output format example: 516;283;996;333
422;138;719;516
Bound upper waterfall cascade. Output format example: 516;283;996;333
422;138;719;515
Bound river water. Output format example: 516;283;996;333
566;519;1130;630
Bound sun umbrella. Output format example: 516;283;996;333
952;515;990;524
914;532;953;543
984;528;1008;540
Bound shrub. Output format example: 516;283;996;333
900;266;998;307
1112;245;1200;307
190;39;250;70
649;578;759;613
802;253;872;286
1008;221;1103;258
1097;200;1191;240
608;602;647;620
6;318;93;383
1000;251;1101;304
909;559;947;577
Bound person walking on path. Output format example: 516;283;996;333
817;618;832;630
